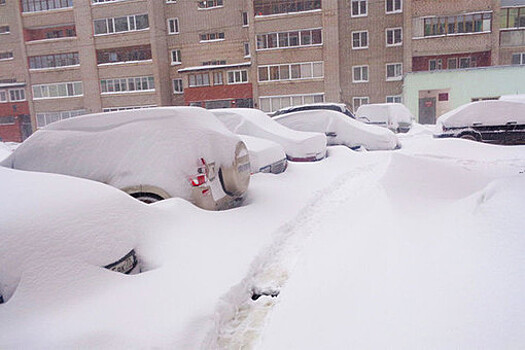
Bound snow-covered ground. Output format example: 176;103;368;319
0;130;524;349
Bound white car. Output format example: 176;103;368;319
356;103;415;133
0;167;146;303
212;108;326;162
274;109;400;151
239;135;287;174
1;107;251;210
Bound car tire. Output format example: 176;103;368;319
459;134;478;142
130;192;165;204
219;141;251;197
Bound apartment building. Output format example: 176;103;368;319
0;0;522;141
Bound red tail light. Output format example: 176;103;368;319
191;174;207;187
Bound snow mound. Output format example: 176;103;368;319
0;142;11;161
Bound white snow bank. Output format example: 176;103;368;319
1;107;242;202
356;103;414;130
436;100;525;130
0;167;148;302
212;108;326;160
259;152;525;349
239;135;286;174
275;109;399;150
499;94;525;102
0;142;11;161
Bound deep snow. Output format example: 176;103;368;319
0;132;524;349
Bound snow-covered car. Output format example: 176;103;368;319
274;109;400;151
0;167;146;303
355;103;415;133
435;100;525;145
239;135;287;174
1;107;251;210
499;94;525;103
0;142;11;162
271;102;355;119
211;108;326;162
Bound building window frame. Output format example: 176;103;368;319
242;11;249;26
351;0;367;17
32;81;83;100
256;28;322;50
171;49;181;65
188;73;210;87
386;95;402;103
0;25;9;34
21;0;73;13
352;96;369;112
168;18;179;34
227;69;248;84
93;14;149;36
259;93;324;113
0;90;7;103
258;61;323;82
386;63;403;81
386;27;402;46
100;76;155;94
198;0;223;9
511;52;525;65
447;57;458;69
352;65;369;83
173;78;183;94
8;88;26;102
36;109;86;128
244;42;250;57
352;30;368;49
385;0;402;14
0;51;13;61
429;58;442;71
200;32;225;42
213;71;223;85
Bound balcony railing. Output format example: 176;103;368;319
254;0;321;16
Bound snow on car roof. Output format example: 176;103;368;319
212;108;326;159
273;102;349;114
499;94;525;102
0;167;147;301
437;100;525;128
356;103;414;124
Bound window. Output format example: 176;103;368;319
9;89;26;102
103;105;155;112
100;76;154;93
512;53;525;65
386;95;402;103
36;109;85;128
0;90;6;102
96;46;151;64
0;116;15;125
420;12;491;37
167;18;179;34
227;70;248;84
258;62;323;82
352;65;369;82
171;49;181;64
200;32;225;41
242;11;249;26
166;0;177;3
0;52;13;61
198;0;223;9
386;28;402;46
429;59;442;71
256;28;322;50
32;82;83;99
259;93;324;113
352;31;368;49
500;6;525;29
213;71;223;85
385;0;401;14
459;57;471;68
173;79;183;93
188;73;210;87
447;57;457;69
254;0;321;16
94;14;149;35
0;26;9;34
244;42;250;57
352;97;369;112
0;0;5;5
386;63;402;80
21;0;73;13
351;0;367;17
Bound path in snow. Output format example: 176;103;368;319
203;153;392;349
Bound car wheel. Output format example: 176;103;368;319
130;192;165;204
460;134;478;142
219;141;251;197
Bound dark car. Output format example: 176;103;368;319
434;100;525;145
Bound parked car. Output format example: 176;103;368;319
271;103;355;119
434;100;525;145
1;107;251;210
355;103;415;133
274;109;400;151
211;108;326;162
499;94;525;103
239;135;287;174
0;167;146;303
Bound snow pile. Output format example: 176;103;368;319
436;100;525;131
239;135;286;174
0;142;11;161
1;107;242;201
212;108;326;160
0;167;148;302
356;103;414;130
499;94;525;102
275;109;399;150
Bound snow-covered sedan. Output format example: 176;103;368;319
0;167;147;303
1;107;251;210
239;135;287;174
211;108;326;162
356;103;414;133
274;109;400;151
435;100;525;145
